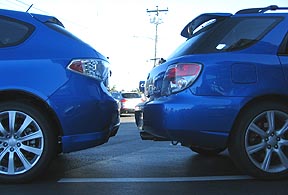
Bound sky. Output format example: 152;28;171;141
1;0;288;91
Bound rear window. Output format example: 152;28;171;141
0;16;34;47
122;93;141;98
215;18;279;51
168;16;281;58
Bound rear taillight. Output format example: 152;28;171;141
67;59;110;85
162;63;202;95
120;99;127;103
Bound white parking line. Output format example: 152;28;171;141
58;175;253;183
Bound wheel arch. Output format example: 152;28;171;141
0;90;63;152
228;94;288;145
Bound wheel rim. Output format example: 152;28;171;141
245;110;288;173
0;110;44;175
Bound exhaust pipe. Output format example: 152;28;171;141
140;131;169;141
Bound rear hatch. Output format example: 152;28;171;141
145;13;231;99
145;12;282;99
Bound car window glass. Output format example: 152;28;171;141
0;16;34;47
216;18;278;51
278;32;288;55
122;93;141;98
167;32;205;59
167;17;227;59
168;17;281;59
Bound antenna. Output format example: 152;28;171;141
26;4;33;12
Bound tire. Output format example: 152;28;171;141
190;146;225;156
229;101;288;179
0;101;56;183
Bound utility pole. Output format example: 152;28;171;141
146;6;168;67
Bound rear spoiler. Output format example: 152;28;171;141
180;13;231;39
30;13;64;27
181;5;288;39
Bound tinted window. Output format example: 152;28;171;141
216;18;278;51
278;32;288;55
122;93;141;98
0;16;34;47
168;17;281;58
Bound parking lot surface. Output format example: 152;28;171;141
2;115;288;195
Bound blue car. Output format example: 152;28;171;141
139;5;288;179
0;9;120;183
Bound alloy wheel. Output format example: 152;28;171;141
0;110;44;175
245;110;288;173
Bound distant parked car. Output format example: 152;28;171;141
112;92;144;115
0;8;120;183
139;5;288;179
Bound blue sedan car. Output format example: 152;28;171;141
139;5;288;179
0;9;120;183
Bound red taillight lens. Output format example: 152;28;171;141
67;59;110;85
120;99;127;103
162;63;202;95
165;64;201;80
68;61;84;73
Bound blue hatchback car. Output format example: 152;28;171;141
139;5;288;179
0;9;120;183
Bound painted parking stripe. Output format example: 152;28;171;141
58;175;253;183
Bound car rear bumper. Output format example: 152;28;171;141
48;77;120;153
141;93;244;148
59;99;120;153
120;108;135;114
61;121;119;153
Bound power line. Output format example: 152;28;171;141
0;0;83;28
0;0;97;44
15;0;48;14
0;0;48;14
1;0;28;10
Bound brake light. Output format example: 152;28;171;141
68;60;83;73
67;59;109;83
162;63;202;95
120;99;127;103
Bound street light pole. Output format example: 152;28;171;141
147;6;168;67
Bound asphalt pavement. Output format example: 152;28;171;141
2;115;288;195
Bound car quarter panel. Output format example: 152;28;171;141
47;75;120;152
0;59;70;100
187;53;288;97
